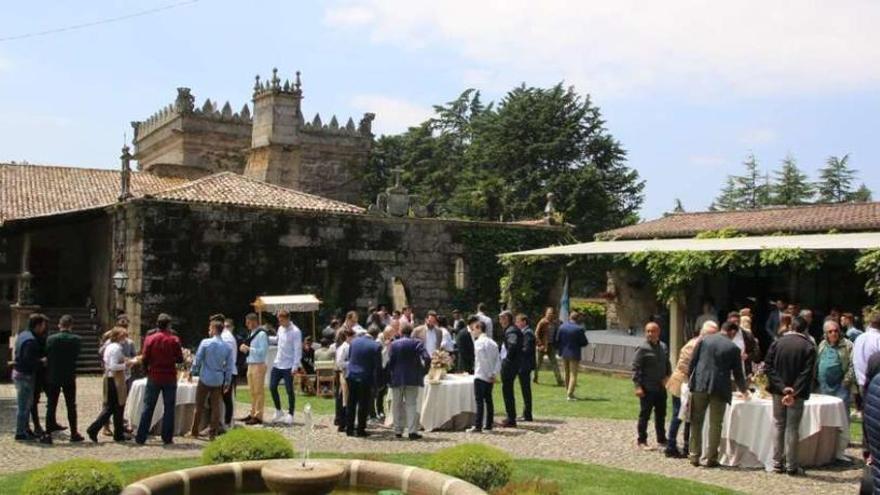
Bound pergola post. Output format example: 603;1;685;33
668;293;685;366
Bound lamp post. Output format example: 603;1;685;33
113;269;128;311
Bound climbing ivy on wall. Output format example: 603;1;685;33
455;226;570;314
625;229;827;303
856;249;880;311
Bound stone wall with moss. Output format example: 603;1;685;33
133;200;565;344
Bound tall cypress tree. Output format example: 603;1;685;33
772;155;813;206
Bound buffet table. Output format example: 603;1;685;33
386;374;477;431
684;384;849;470
124;378;225;436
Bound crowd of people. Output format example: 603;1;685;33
632;300;880;478
11;303;592;445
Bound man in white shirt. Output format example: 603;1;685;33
334;328;354;432
854;313;880;389
476;303;494;342
268;310;302;425
400;306;415;329
413;311;454;355
220;318;238;428
467;316;500;433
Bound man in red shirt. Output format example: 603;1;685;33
135;313;183;445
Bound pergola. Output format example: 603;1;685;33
503;232;880;363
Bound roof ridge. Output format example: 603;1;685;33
666;201;880;217
153;171;363;210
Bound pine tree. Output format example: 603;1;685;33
712;154;771;210
851;183;873;202
816;154;857;203
714;176;741;210
772;155;813;206
733;154;772;209
673;198;685;213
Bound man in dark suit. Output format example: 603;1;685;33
555;312;589;400
688;321;751;467
499;311;523;427
764;299;785;343
345;332;382;437
516;314;536;421
454;317;474;374
764;316;817;475
388;324;430;439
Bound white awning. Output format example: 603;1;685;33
252;294;322;313
503;232;880;257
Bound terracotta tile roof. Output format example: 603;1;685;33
0;163;186;225
0;165;364;226
598;202;880;240
147;171;365;214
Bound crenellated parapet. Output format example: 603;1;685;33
301;112;374;138
132;88;252;143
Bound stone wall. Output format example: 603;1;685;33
132;200;563;345
604;268;659;331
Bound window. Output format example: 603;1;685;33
454;257;466;290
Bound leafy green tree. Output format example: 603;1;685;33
772;155;813;206
816;154;857;203
363;84;644;240
714;176;741;210
852;183;873;202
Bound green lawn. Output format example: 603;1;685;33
235;370;639;420
0;453;740;495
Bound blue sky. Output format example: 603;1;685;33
1;0;878;219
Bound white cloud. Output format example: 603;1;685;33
350;94;433;135
739;127;778;146
324;1;880;99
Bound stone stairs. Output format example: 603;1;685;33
41;307;104;375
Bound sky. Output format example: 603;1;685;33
1;0;878;220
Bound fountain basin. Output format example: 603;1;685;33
261;460;344;495
120;459;487;495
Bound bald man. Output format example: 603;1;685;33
632;322;671;450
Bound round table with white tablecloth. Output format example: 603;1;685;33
682;383;849;470
385;373;477;431
124;378;225;436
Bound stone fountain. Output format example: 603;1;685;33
261;403;344;495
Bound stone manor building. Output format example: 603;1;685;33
0;69;562;374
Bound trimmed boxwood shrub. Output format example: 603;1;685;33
426;443;513;490
21;459;123;495
202;428;294;464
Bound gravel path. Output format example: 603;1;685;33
0;376;862;494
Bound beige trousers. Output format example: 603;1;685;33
563;359;580;398
247;363;267;420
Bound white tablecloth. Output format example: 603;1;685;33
682;384;849;470
385;374;477;431
124;378;225;436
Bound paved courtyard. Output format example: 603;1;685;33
0;376;863;494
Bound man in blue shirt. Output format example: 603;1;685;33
555;312;589;400
239;313;269;425
189;319;235;439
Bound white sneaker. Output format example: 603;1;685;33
282;413;294;426
465;426;482;433
270;410;284;424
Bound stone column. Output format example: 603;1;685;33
668;294;686;366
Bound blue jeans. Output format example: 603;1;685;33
269;367;294;415
667;395;691;453
14;373;35;436
135;380;177;444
